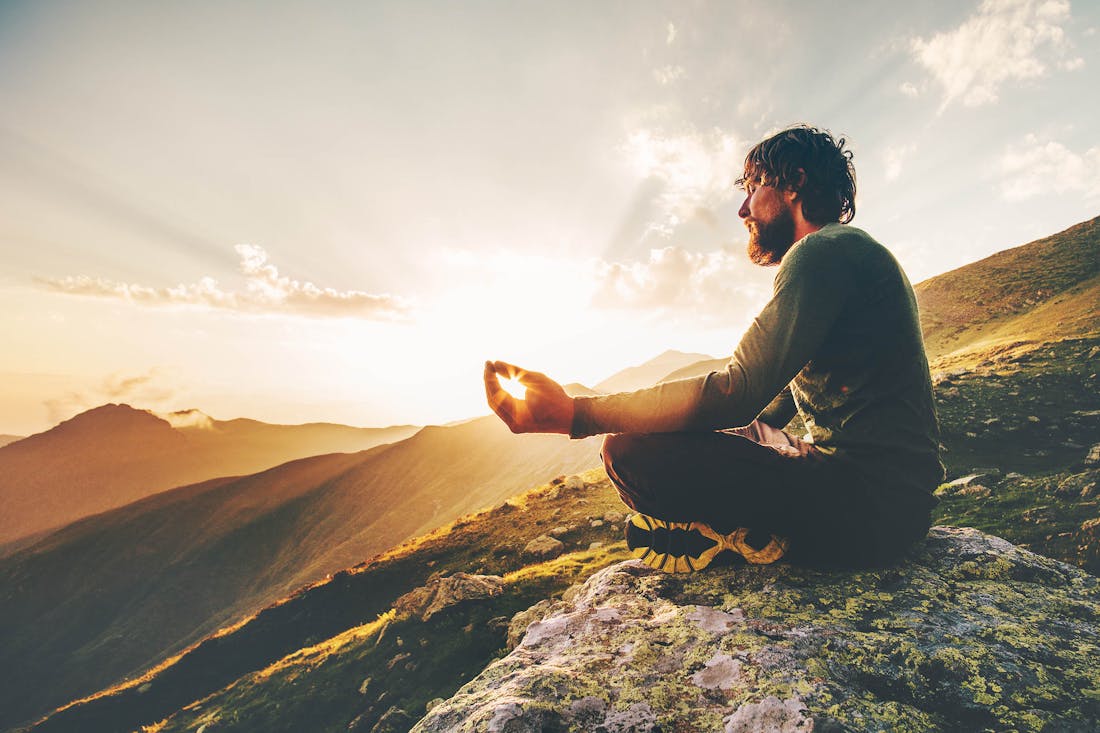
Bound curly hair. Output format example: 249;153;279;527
736;125;856;224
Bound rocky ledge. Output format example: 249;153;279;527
413;527;1099;732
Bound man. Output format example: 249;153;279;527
484;125;944;572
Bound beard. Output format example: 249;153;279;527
746;205;796;266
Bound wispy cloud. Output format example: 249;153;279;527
883;143;918;182
592;246;769;323
44;368;176;424
911;0;1082;110
998;133;1100;201
39;244;411;320
621;127;744;235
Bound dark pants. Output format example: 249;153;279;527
601;421;931;568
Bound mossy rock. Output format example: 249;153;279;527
413;527;1100;733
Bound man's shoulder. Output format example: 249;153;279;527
785;223;894;270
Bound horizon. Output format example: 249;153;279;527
2;0;1099;435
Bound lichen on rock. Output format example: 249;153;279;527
410;527;1100;732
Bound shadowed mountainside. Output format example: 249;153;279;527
0;417;602;731
0;404;418;548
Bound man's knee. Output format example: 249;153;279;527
601;433;649;475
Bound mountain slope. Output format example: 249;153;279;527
0;417;602;731
0;404;418;547
594;349;714;393
914;214;1100;364
29;468;631;733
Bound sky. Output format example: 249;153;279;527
1;0;1098;435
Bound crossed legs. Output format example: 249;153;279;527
601;421;923;568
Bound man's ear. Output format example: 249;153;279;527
780;169;806;204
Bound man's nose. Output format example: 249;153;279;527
738;195;750;219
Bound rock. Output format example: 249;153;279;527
370;706;415;733
603;511;625;524
392;572;505;622
523;535;565;560
548;525;571;538
507;599;557;652
955;483;991;498
588;541;604;550
1054;471;1100;500
935;473;996;497
1078;518;1100;575
1085;444;1100;466
425;698;444;712
565;475;585;491
410;528;1100;733
589;519;605;528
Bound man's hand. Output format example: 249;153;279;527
484;360;574;434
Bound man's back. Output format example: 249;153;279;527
770;223;945;497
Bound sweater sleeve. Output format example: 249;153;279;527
570;234;855;438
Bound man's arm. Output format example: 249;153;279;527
570;234;854;438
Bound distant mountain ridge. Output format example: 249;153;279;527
0;434;24;448
594;349;714;394
0;404;419;548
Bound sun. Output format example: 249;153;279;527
498;374;527;400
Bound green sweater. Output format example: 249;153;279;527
572;223;945;499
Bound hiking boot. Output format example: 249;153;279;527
625;513;789;573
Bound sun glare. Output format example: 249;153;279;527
499;375;527;400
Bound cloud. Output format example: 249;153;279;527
39;244;411;320
910;0;1078;110
592;246;769;323
898;81;920;98
620;127;745;235
44;368;176;424
883;143;917;182
666;22;677;45
653;65;686;85
998;133;1100;201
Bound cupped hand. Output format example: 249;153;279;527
483;360;574;434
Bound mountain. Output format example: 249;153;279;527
657;356;729;383
593;349;714;393
0;404;419;547
0;416;602;731
914;214;1100;367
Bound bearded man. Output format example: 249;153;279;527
484;125;944;571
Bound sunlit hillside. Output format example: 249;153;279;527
914;214;1100;368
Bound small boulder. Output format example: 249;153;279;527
565;475;586;491
548;526;571;538
523;534;565;560
392;572;505;622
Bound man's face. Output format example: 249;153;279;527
738;175;796;266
